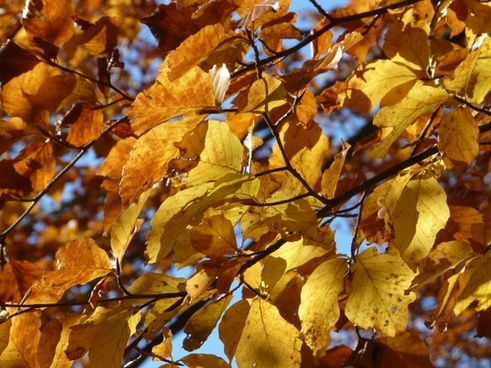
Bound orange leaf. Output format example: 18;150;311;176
26;238;112;304
79;16;119;58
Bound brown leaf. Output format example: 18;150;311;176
22;0;73;54
79;16;119;58
58;102;105;147
0;40;40;85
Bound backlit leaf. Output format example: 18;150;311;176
190;214;238;257
128;64;215;135
0;312;41;366
391;176;450;269
79;16;119;58
26;238;112;304
233;75;286;113
372;82;449;157
66;306;141;367
119;116;204;204
146;174;259;263
219;298;302;368
345;247;417;337
438;106;479;170
299;257;347;354
183;295;233;351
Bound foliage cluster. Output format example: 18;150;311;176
1;0;491;367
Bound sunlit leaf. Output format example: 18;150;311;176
190;214;238;257
146;174;259;263
345;246;417;337
0;312;41;366
66;306;141;367
128;64;215;135
233;75;286;113
372;82;449;157
391;176;450;269
26;238;112;304
119;116;204;204
219;298;302;368
183;295;233;351
180;353;230;368
438;106;479;170
299;257;347;354
79;16;119;58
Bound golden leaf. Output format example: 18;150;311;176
345;246;417;337
128;64;215;135
438;106;479;170
233;75;286;113
190;214;238;257
119;116;204;205
0;312;41;366
26;238;112;304
299;257;347;354
22;0;73;48
443;37;491;104
372;82;449;157
166;23;231;81
183;295;233;351
183;121;244;185
146;173;259;263
61;102;105;147
219;298;302;368
152;328;173;361
454;254;491;315
180;353;230;368
111;190;150;261
66;306;141;367
343;59;419;113
391;176;450;269
321;142;350;199
79;16;119;58
383;21;430;71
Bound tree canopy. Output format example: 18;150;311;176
1;0;491;367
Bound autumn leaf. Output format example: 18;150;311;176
66;306;141;367
372;82;450;157
345;246;417;337
146;174;259;263
128;64;215;135
0;312;41;366
299;257;347;354
437;106;479;170
390;176;451;268
233;75;287;113
25;238;112;304
219;298;302;368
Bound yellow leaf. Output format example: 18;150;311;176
180;353;230;368
343;59;419;113
38;314;81;368
409;241;474;291
383;21;430;71
191;214;238;257
391;177;450;269
128;64;215;135
152;328;173;361
127;272;186;296
438;106;479;170
119;116;203;205
63;102;105;147
166;23;231;81
299;257;347;354
26;238;111;304
66;306;141;368
13;142;56;192
454;254;491;315
345;246;417;337
111;190;150;261
79;16;119;58
22;0;73;48
0;312;41;367
443;37;491;104
233;75;286;113
182;120;244;185
271;121;329;189
321;142;350;199
372;82;449;157
219;299;302;368
183;295;234;351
